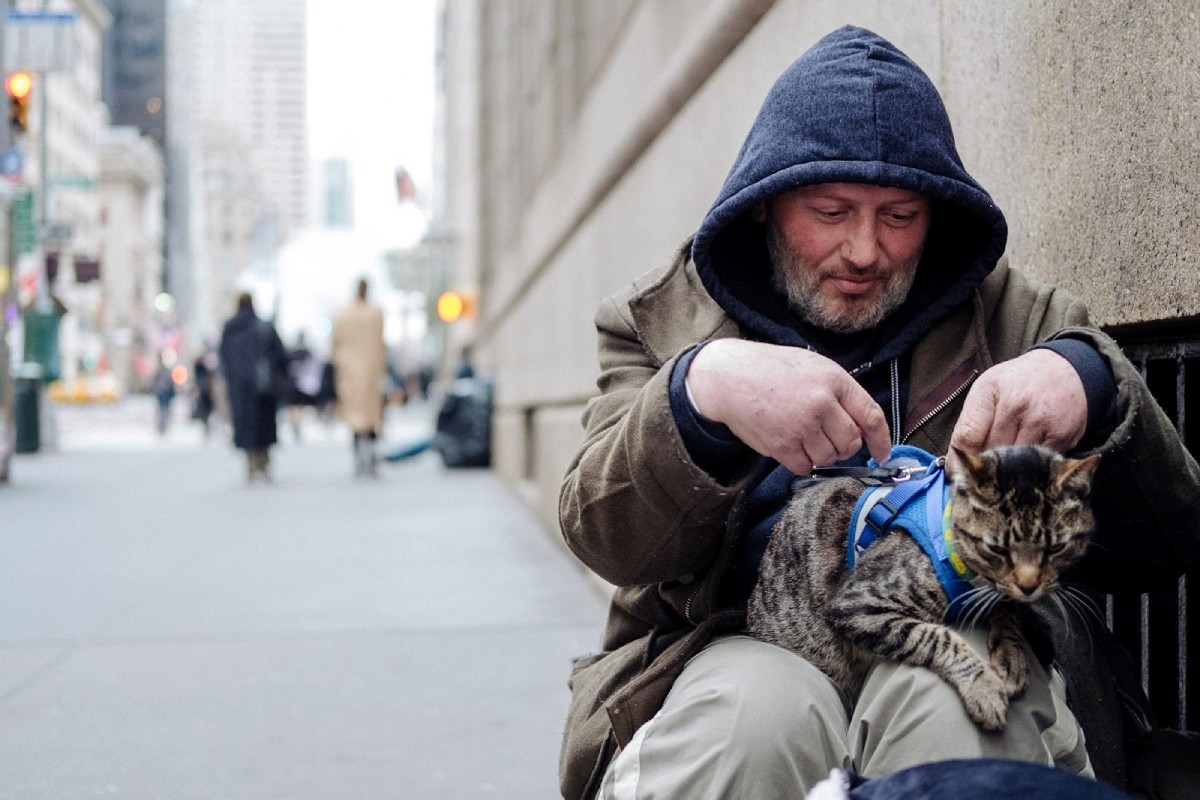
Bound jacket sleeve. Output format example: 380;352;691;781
558;295;755;587
1051;326;1200;592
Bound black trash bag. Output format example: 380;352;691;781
433;377;493;468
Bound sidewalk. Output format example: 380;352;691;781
0;397;608;798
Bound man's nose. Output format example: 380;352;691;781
841;218;879;268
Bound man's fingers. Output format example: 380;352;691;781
950;381;998;453
777;442;815;477
840;381;892;463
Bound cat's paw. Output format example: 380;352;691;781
957;667;1010;731
991;640;1029;698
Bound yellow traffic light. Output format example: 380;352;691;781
5;71;32;133
437;290;467;323
437;290;478;323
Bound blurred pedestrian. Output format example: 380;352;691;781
218;292;287;483
150;355;176;435
191;344;218;439
283;332;323;441
332;278;386;477
316;359;337;419
454;345;476;379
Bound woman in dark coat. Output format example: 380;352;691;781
217;292;287;482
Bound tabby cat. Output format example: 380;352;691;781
747;444;1101;731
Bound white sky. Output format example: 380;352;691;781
267;1;436;350
305;0;436;250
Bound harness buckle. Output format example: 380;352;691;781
891;456;946;483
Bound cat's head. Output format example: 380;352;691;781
948;444;1101;602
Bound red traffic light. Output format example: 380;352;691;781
5;71;31;100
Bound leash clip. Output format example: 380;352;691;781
892;455;946;483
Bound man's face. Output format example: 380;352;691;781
765;182;931;333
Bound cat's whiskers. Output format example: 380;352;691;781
1059;585;1105;627
1057;586;1104;659
1078;539;1113;557
956;586;1001;630
1046;591;1096;660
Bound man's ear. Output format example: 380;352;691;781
752;200;767;223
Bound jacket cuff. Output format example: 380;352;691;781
1030;337;1118;447
669;343;749;478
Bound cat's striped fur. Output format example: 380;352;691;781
747;444;1100;731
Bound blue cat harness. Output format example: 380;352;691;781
842;445;990;622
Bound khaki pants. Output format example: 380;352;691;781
599;632;1091;799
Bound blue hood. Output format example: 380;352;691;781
691;26;1008;367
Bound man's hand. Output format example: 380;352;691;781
686;339;892;475
950;348;1088;460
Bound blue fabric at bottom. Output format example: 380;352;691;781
842;758;1133;800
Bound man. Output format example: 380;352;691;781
332;278;387;476
558;26;1200;800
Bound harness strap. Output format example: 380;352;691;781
862;471;940;539
842;447;989;618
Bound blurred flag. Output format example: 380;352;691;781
395;167;417;202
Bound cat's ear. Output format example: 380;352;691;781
951;445;992;485
1053;453;1102;493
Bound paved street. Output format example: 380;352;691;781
0;397;609;799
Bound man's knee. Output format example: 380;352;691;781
647;636;850;776
850;628;1085;777
602;636;850;799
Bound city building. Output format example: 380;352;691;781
98;125;164;390
319;157;353;229
101;0;166;144
100;0;167;390
6;0;114;384
168;0;308;340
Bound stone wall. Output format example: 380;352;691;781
438;0;1200;536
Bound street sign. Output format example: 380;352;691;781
0;147;21;181
3;12;77;73
12;188;35;256
50;174;94;189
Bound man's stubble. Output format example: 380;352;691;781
766;223;920;334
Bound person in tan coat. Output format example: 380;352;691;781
332;278;387;476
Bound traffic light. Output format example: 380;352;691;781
436;290;474;323
5;71;32;133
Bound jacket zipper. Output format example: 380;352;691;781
901;370;978;444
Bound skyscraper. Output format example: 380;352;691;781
167;0;308;335
321;157;354;229
101;0;167;142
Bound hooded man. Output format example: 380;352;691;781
558;25;1200;800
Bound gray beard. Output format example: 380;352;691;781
766;223;920;334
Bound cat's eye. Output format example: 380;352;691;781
1047;543;1067;555
985;543;1008;556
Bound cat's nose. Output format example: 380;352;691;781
1014;565;1040;595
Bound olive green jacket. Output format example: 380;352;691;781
557;244;1200;800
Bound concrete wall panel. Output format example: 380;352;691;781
941;1;1200;325
489;409;525;485
531;406;589;535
